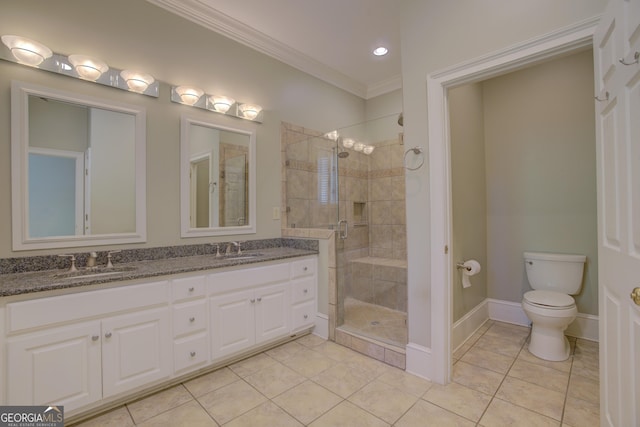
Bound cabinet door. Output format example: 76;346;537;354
7;321;102;412
255;283;289;344
102;307;171;398
210;289;255;359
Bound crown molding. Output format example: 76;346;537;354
366;74;402;99
147;0;371;98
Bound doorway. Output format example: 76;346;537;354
425;21;597;384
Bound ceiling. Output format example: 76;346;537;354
147;0;401;99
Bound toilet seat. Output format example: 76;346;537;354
523;290;575;309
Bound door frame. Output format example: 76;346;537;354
425;17;599;384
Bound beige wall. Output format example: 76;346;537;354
0;0;366;257
400;0;607;347
483;50;598;315
449;83;488;322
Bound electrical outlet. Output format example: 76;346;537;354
272;207;280;220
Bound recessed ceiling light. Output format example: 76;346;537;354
373;46;388;56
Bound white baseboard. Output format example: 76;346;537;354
487;298;531;326
452;300;489;351
487;298;599;341
405;342;431;381
313;313;329;340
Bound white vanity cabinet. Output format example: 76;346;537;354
171;275;209;374
209;262;291;359
5;281;171;412
2;255;317;418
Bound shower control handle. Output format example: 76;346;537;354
338;219;348;240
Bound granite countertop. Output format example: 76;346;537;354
0;246;317;297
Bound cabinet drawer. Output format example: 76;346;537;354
173;333;209;373
173;300;207;338
290;258;316;279
291;300;315;331
172;275;206;302
291;277;316;304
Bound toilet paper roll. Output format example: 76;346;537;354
462;259;481;289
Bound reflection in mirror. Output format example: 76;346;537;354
11;81;146;250
181;115;256;237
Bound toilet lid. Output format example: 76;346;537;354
524;290;575;308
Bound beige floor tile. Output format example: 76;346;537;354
126;385;193;424
508;358;570;393
243;360;306;398
183;367;240;397
224;401;303;427
312;361;377;398
496;376;565;421
314;340;366;362
484;322;530;342
265;340;306;362
228;353;278;378
136;400;218;427
395;399;475;426
309;401;390;427
280;347;337;377
197;380;267;425
460;346;515;374
574;339;599;356
453;341;473;360
475;334;525;358
272;380;343;424
517;348;573;373
423;381;492;422
377;368;433;397
72;406;134;427
562;396;600;427
348;379;419;424
479;398;560;427
296;333;327;347
567;373;599;404
453;360;505;396
571;352;599;382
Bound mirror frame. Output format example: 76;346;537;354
11;80;147;250
180;114;256;237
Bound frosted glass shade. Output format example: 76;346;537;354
1;35;52;66
209;95;235;113
68;55;109;81
239;103;262;120
175;86;204;106
120;70;155;93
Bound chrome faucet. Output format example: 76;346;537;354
226;241;240;255
86;252;98;269
58;254;78;272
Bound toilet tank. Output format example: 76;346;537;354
524;252;586;295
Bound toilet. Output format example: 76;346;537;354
522;251;586;361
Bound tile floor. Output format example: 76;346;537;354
342;297;408;346
71;321;600;426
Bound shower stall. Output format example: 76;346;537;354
282;114;408;349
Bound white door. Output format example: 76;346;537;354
101;307;171;398
593;0;640;425
254;283;289;344
210;289;255;359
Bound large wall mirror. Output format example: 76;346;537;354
11;81;147;250
180;115;256;237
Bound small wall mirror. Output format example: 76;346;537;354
11;81;147;250
180;115;256;237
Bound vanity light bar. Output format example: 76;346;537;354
170;86;263;123
0;35;159;97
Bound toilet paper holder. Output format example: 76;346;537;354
456;262;472;271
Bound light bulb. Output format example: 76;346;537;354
209;95;235;113
120;70;154;93
363;145;375;155
68;55;109;81
342;138;355;148
354;142;365;152
239;103;262;120
1;35;52;66
175;86;204;106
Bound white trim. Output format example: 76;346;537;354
487;299;531;327
313;313;329;340
147;0;371;99
366;74;402;99
405;342;431;381
427;18;599;385
452;300;489;351
565;313;599;342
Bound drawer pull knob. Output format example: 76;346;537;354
188;287;195;292
303;314;308;319
105;332;112;338
91;335;99;341
303;289;308;293
190;351;196;357
189;317;195;322
257;297;262;302
250;298;256;303
303;267;308;271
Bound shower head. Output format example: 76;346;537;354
337;150;349;158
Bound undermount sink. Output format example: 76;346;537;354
222;253;263;260
53;266;137;280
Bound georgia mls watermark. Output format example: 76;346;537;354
0;406;64;427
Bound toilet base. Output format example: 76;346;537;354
528;324;571;361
